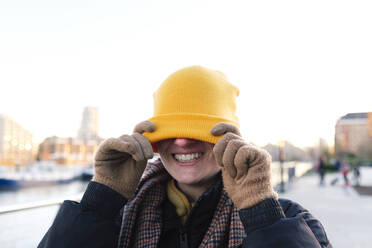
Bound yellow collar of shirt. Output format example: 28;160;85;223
167;179;195;225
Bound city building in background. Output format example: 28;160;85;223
37;136;100;165
0;107;103;167
77;107;99;141
37;106;103;165
0;114;34;166
335;112;372;159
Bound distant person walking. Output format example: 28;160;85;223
330;159;341;186
352;162;361;186
317;156;327;186
341;161;350;186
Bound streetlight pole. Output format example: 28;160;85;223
279;143;285;193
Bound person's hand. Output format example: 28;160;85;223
211;123;278;209
92;121;155;199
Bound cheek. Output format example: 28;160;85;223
157;142;165;153
207;162;221;174
157;141;171;157
209;159;221;174
205;150;218;164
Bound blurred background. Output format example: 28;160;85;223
0;0;371;247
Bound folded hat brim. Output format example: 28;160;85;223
142;113;239;146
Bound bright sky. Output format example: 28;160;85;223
0;0;371;148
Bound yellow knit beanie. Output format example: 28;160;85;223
143;66;239;145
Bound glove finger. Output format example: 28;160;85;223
118;135;145;161
222;139;246;178
96;137;136;158
234;145;272;179
234;145;251;180
210;122;241;137
133;120;156;134
221;167;235;188
246;145;271;169
132;133;154;160
95;138;115;159
213;132;242;167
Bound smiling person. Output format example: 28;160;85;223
38;66;332;248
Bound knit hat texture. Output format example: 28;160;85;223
143;65;239;145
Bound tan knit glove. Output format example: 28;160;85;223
211;123;278;209
92;121;155;199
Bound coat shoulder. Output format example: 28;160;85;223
278;198;332;248
278;198;309;217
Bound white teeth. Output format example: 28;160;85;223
174;153;202;162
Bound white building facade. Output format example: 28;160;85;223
77;107;99;141
335;112;372;158
0;115;34;166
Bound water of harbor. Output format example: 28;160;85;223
0;180;89;248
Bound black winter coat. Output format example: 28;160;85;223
38;180;332;248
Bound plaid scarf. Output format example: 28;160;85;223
117;160;245;248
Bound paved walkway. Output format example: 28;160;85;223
280;167;372;248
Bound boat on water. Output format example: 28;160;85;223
80;165;94;181
0;161;86;189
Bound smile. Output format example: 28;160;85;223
173;152;202;163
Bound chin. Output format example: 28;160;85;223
173;174;201;185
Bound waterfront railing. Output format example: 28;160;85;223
0;194;83;214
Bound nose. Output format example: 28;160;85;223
173;138;196;147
